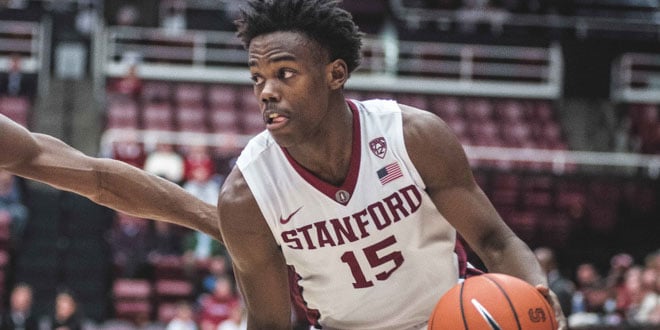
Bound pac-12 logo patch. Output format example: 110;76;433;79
369;137;387;159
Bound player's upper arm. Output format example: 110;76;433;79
217;168;291;329
400;104;517;253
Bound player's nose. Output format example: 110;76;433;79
260;79;281;104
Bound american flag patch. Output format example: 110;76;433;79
377;162;403;185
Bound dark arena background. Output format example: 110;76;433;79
0;1;659;329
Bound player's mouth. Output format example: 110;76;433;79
264;111;289;130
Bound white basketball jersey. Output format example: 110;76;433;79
236;99;460;330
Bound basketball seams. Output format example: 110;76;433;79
482;274;522;330
459;282;468;330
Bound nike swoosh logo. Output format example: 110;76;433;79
280;206;303;225
471;299;502;330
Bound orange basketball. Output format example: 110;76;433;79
428;273;557;330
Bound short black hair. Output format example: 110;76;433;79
235;0;363;73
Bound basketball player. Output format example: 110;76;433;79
0;1;566;328
0;114;221;242
216;0;567;329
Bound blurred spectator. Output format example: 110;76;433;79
115;4;140;26
182;230;227;277
535;247;575;316
647;250;660;273
0;283;38;330
606;253;635;315
575;262;603;292
181;147;226;274
160;0;186;35
147;221;183;261
183;145;216;184
569;262;604;327
166;301;197;330
144;143;185;184
0;169;28;250
50;289;82;330
110;64;143;99
634;270;660;325
75;0;99;36
216;303;246;330
108;213;151;278
0;54;36;98
108;131;146;169
197;276;239;330
201;256;230;294
617;266;645;321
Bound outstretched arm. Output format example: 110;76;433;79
0;114;222;242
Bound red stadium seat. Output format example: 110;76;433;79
112;278;153;322
176;104;207;132
489;173;520;208
154;279;193;300
239;87;260;112
106;97;139;129
175;83;205;106
208;85;237;107
142;102;174;130
430;96;463;120
141;81;172;102
241;110;265;135
533;101;555;124
501;121;533;148
505;211;538;243
398;94;429;110
495;99;526;123
113;278;152;299
156;302;179;324
468;120;501;146
464;98;493;121
445;117;468;141
150;255;186;280
210;106;240;133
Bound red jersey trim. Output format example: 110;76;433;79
288;265;321;328
282;100;361;205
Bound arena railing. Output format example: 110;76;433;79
99;25;562;99
611;52;660;104
389;0;660;40
0;18;51;98
98;128;660;179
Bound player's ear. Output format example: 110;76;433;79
327;59;348;90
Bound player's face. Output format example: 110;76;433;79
248;31;333;148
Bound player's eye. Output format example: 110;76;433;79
251;74;264;85
278;69;295;80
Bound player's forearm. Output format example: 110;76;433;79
479;235;547;287
93;159;222;242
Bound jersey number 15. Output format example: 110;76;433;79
340;235;404;289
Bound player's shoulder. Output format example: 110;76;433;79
235;130;277;169
398;103;453;139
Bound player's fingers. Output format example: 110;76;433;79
535;285;568;330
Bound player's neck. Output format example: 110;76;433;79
285;98;354;186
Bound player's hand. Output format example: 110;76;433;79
536;285;568;330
